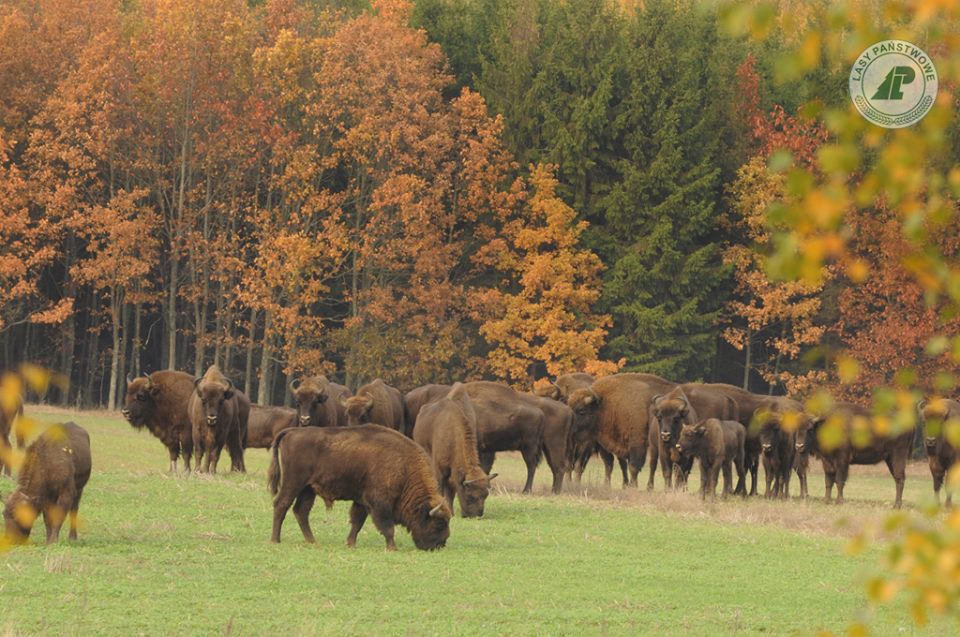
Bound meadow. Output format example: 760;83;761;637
0;406;954;637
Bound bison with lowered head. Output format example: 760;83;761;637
3;422;91;544
188;365;249;474
413;383;496;517
918;398;960;506
122;371;195;473
290;375;351;428
342;378;405;432
796;401;913;507
268;424;452;550
675;418;747;499
245;405;296;449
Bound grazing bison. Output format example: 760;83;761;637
268;424;452;550
675;418;747;499
566;373;675;488
122;371;195;473
403;384;452;436
290;375;351;428
918;398;960;506
342;379;405;432
188;365;248;474
0;391;24;476
797;402;913;507
647;384;737;490
413;383;496;517
246;405;296;449
3;422;91;544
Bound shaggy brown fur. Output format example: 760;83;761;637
534;373;596;401
403;384;452;436
676;418;746;499
268;424;452;550
122;371;195;473
290;375;351;428
919;399;960;506
565;373;675;488
188;365;247;474
413;383;496;517
245;405;296;449
343;378;405;432
517;393;573;494
753;397;807;499
3;422;91;544
531;373;607;484
797;401;914;508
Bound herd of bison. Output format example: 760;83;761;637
2;365;959;551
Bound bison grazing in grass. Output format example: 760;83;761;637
918;399;960;506
797;402;914;508
675;419;747;499
290;375;350;428
342;378;405;432
245;405;296;449
122;371;195;473
268;424;452;550
3;422;91;545
413;383;496;517
188;365;248;474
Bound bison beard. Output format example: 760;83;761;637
3;422;91;544
267;425;451;550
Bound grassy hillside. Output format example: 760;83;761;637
0;406;953;636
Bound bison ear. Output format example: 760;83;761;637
583;389;599;406
224;388;235;399
694;425;706;436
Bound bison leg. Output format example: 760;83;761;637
646;440;659;491
721;460;733;496
932;468;944;504
368;507;397;551
835;463;849;505
227;425;246;473
886;456;906;509
347;502;368;548
762;460;774;498
270;490;297;543
541;444;564;495
45;497;71;545
660;451;674;491
293;488;317;544
520;445;539;494
733;453;746;497
68;487;85;541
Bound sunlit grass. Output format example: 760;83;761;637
0;405;953;636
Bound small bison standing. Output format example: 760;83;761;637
675;419;746;499
413;383;496;517
918;398;960;506
122;371;195;473
268;424;452;550
188;365;248;473
3;422;91;545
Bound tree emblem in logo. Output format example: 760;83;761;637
849;40;938;129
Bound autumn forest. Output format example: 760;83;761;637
1;0;955;408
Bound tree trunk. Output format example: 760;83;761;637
107;289;122;410
742;327;752;391
257;310;274;406
167;256;178;370
244;308;257;398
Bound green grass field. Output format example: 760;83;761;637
0;406;955;636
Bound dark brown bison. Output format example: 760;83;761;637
517;392;573;493
267;424;452;550
0;390;24;476
647;384;738;490
566;373;675;487
534;373;595;401
342;378;405;432
188;365;248;474
918;398;960;506
290;375;351;428
413;383;496;517
797;401;914;507
403;384;453;436
3;422;91;544
245;405;296;449
675;418;746;499
122;371;195;473
753;398;808;499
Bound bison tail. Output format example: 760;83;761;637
267;428;290;496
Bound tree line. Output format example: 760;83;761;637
0;0;954;408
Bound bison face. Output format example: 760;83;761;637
196;378;233;427
412;500;451;550
676;423;706;458
292;385;327;427
794;418;818;454
458;473;497;518
3;493;36;544
567;388;599;435
122;377;161;428
759;424;781;457
343;395;374;427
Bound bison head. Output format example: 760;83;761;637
758;420;782;457
291;377;330;427
410;498;451;550
533;381;561;401
794;415;820;455
122;374;160;429
2;492;37;544
652;391;691;445
457;471;498;518
343;394;374;426
195;376;234;427
676;422;707;458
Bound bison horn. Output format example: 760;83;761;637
290;378;301;393
917;399;927;414
652;394;663;407
488;473;498;481
429;502;445;518
194;376;202;388
126;374;133;386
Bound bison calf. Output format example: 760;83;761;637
676;419;746;499
3;422;91;545
268;424;452;550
